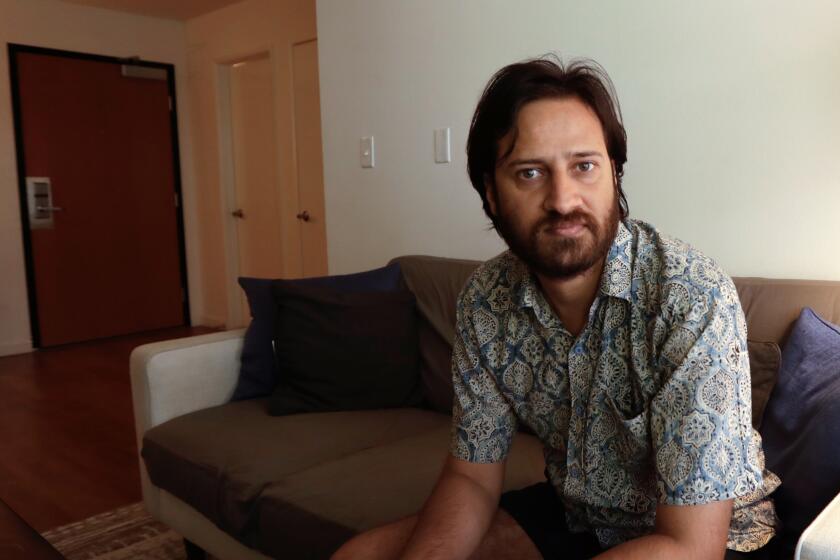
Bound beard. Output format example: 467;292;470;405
495;198;620;280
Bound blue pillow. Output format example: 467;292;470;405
760;307;840;546
232;262;403;401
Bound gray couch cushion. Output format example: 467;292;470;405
142;399;450;540
734;277;840;345
255;426;545;559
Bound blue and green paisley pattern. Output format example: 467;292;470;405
450;219;780;551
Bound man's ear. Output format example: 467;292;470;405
485;174;498;216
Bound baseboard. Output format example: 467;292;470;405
197;315;226;329
0;340;33;357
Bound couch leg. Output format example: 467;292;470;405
184;539;207;560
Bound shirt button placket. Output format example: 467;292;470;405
564;339;591;502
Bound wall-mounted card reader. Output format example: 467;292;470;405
26;177;62;229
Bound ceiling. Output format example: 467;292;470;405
59;0;246;21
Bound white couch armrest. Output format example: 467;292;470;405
130;329;246;441
796;491;840;560
130;329;246;525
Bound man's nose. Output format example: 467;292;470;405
543;170;582;214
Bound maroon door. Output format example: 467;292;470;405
13;48;187;347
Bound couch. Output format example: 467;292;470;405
130;255;840;560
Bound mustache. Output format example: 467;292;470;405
538;210;596;231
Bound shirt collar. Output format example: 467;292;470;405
598;219;634;302
517;266;558;328
515;219;634;317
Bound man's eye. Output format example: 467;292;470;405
518;168;542;180
577;161;595;173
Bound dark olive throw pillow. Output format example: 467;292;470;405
268;281;422;415
746;340;781;430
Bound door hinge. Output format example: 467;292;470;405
168;96;173;111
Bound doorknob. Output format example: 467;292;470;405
231;209;245;219
296;210;311;222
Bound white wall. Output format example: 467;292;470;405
0;0;199;356
317;0;840;281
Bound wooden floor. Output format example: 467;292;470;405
0;326;217;533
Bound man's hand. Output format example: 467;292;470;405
594;499;733;560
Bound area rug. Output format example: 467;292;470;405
41;502;190;560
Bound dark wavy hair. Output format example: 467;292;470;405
466;56;629;228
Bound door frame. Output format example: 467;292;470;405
7;43;191;348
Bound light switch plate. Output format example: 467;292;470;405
360;136;375;168
434;128;451;163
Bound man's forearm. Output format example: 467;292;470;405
593;533;724;560
594;500;732;560
399;470;499;560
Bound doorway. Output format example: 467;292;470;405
218;41;328;328
9;45;190;348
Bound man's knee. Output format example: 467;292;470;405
330;539;357;560
330;515;418;560
330;510;537;560
469;509;541;560
331;534;370;560
331;532;378;560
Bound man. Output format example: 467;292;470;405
332;57;779;560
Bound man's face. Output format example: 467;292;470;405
487;96;620;280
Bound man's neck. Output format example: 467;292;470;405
535;257;606;338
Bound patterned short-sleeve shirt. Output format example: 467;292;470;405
450;219;780;552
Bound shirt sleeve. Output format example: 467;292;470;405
449;293;518;464
650;273;765;505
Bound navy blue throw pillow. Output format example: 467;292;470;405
232;262;403;401
760;307;840;545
